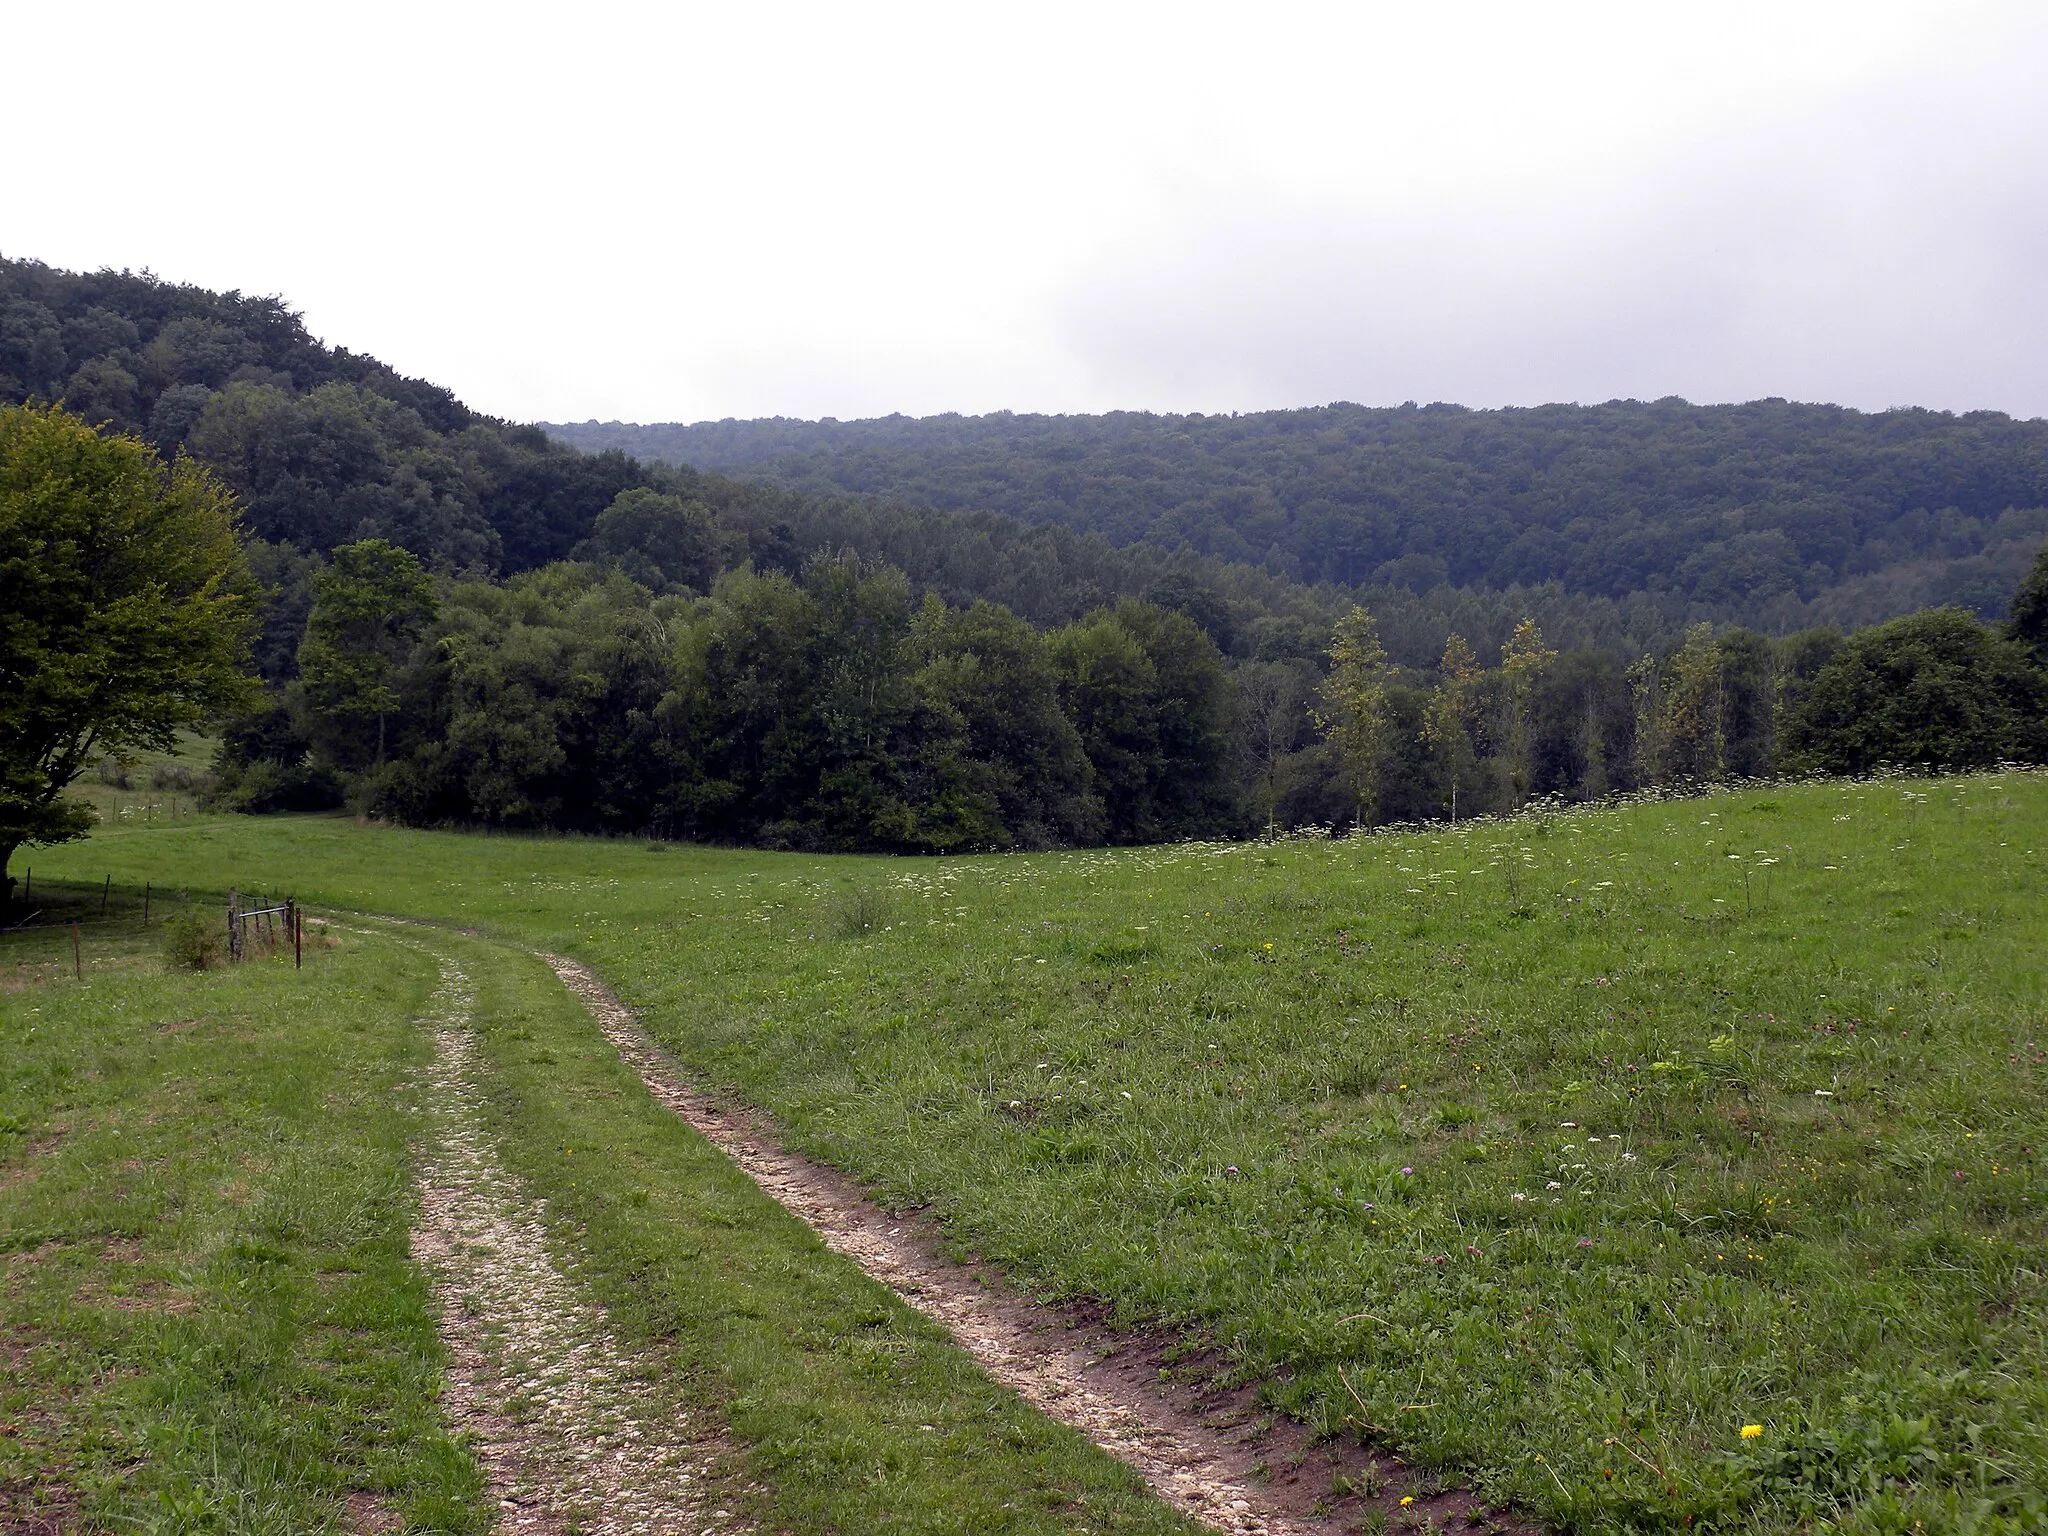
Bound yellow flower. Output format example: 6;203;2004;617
1740;1424;1763;1440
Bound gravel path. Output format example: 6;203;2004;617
411;951;744;1536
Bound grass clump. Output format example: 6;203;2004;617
824;882;894;937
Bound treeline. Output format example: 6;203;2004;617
549;401;2048;632
220;537;2048;849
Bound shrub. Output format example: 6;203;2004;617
825;885;894;937
161;905;225;970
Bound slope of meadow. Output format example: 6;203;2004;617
26;772;2048;1534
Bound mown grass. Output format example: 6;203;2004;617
32;771;2048;1534
0;896;484;1532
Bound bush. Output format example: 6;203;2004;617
1780;607;2048;774
824;885;894;937
161;905;225;970
210;759;343;814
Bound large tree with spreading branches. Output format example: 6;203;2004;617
0;404;256;909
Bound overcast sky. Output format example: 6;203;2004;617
8;1;2045;424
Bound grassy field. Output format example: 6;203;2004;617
19;770;2048;1534
3;889;1207;1532
0;896;484;1532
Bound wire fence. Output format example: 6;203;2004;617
2;878;305;975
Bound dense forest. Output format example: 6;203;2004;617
10;253;2048;852
549;403;2048;632
208;530;2048;851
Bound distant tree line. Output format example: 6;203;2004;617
550;401;2048;633
216;532;2048;849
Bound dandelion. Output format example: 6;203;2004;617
1740;1424;1763;1440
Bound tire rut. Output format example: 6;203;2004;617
411;950;745;1536
545;954;1329;1536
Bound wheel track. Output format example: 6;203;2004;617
408;948;745;1535
545;953;1327;1536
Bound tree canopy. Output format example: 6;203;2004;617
0;403;255;903
551;401;2048;633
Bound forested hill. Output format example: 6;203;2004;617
0;256;1694;671
546;401;2048;631
0;255;670;574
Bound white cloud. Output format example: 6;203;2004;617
4;0;2037;420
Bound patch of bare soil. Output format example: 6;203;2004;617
343;1489;401;1534
546;955;1536;1536
0;1483;81;1535
412;954;745;1536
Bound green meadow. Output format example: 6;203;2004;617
11;769;2048;1534
0;903;483;1531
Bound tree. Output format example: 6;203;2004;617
1658;622;1726;782
0;404;256;908
297;538;436;768
1779;608;2048;774
572;487;722;595
1109;601;1237;838
2009;541;2048;669
911;597;1100;848
1236;659;1316;834
1422;633;1480;820
1500;618;1556;806
1314;605;1393;828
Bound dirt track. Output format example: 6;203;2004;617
546;953;1525;1536
410;948;745;1536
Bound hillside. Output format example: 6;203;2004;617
547;402;2048;631
1;255;1700;676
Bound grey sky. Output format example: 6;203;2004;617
8;1;2043;422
